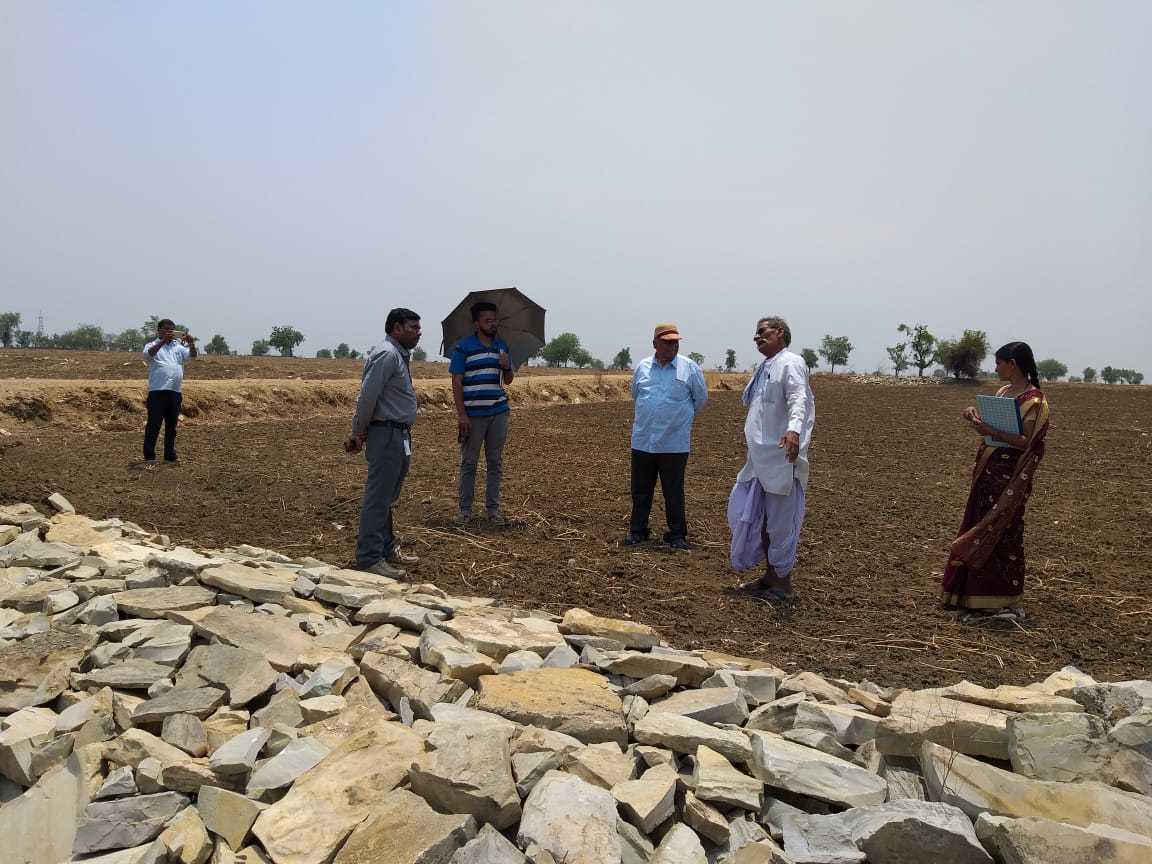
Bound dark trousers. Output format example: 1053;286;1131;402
355;425;411;567
143;390;182;461
629;449;689;541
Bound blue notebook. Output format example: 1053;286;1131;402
976;394;1022;448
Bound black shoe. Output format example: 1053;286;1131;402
666;537;690;550
623;533;649;546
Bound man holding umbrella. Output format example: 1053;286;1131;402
450;301;515;526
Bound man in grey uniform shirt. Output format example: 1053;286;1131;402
345;308;422;578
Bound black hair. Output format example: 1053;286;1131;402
386;308;420;333
157;318;175;330
995;341;1040;388
470;301;499;321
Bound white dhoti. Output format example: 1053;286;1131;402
763;480;805;577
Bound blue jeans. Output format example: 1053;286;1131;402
355;425;410;567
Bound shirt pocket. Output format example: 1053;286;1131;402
762;378;783;404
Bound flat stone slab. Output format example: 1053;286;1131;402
332;787;476;864
518;771;621;864
133;686;227;725
692;745;762;811
876;690;1011;760
748;730;887;808
920;741;1152;841
112;586;217;619
253;720;428;864
174;643;279;708
976;814;1152;864
408;722;521;829
199;563;299;604
190;608;316;671
73;791;190;856
632;712;753;764
74;659;174;691
441;614;567;661
943;680;1085;714
649;686;750;726
560;608;660;650
0;626;99;712
476;668;627;746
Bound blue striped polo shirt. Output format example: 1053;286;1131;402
449;334;510;418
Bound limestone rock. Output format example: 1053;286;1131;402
332;787;477;864
298;656;358;699
560;608;660;650
792;701;879;747
590;649;711;687
622;674;678;700
518;771;621;864
692;745;762;810
95;765;139;799
299;695;345;723
0;626;98;712
499;650;544;673
442;614;567;661
876;690;1011;760
748;730;887;808
450;822;528;864
975;813;1152;864
408;719;521;829
0;756;88;864
567;741;637;789
189;608;316;672
943;679;1085;714
477;668;627;746
778;671;851;704
782;800;991;864
1030;664;1097;697
312;582;387;609
162;715;209;758
133;687;227;725
177;644;279;708
252;720;427;864
1008;711;1151;793
144;548;221;578
1110;709;1152;756
746;694;809;734
197;786;267;850
203;709;250;753
73;791;190;856
160;761;244;795
105;729;191;769
199;564;298;604
357;597;444;630
112;586;217;618
361;651;469;719
157;805;213;864
650;823;706;864
920;741;1152;840
246;736;329;796
612;764;678;834
210;728;271;776
0;705;58;785
75;659;175;691
632;712;752;764
125;623;194;666
650;687;749;728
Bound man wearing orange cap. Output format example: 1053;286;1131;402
625;323;708;549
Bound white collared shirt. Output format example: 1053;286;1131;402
737;349;815;494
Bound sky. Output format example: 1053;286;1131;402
2;2;1149;374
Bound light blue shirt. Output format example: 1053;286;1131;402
630;355;708;453
143;340;192;392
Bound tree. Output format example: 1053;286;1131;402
55;325;107;350
570;347;593;368
349;349;361;360
935;330;989;379
1134;372;1145;385
333;343;351;359
1036;358;1068;382
1083;367;1097;384
801;348;819;371
590;358;605;369
251;339;270;356
204;335;231;355
1101;366;1118;384
111;328;145;351
315;348;333;359
688;351;705;366
268;325;304;357
540;332;581;367
817;335;853;374
724;349;737;371
897;323;938;377
15;329;33;348
0;312;20;347
886;342;910;377
412;347;427;362
611;347;632;370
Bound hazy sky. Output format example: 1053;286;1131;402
3;2;1149;374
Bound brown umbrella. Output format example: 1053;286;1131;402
440;287;547;370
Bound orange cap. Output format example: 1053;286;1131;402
653;322;682;341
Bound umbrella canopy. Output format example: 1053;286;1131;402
440;287;547;370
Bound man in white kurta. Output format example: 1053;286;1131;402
729;317;815;599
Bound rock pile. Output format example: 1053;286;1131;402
3;496;1152;864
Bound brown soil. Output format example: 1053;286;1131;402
2;374;1149;689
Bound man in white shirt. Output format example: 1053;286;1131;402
142;318;197;463
728;316;815;600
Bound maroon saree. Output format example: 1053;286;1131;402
941;388;1050;611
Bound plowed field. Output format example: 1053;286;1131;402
3;374;1149;689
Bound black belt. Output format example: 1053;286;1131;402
370;419;411;430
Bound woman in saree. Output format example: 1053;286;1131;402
942;341;1051;622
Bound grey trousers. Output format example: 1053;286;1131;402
458;411;510;516
355;425;410;567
